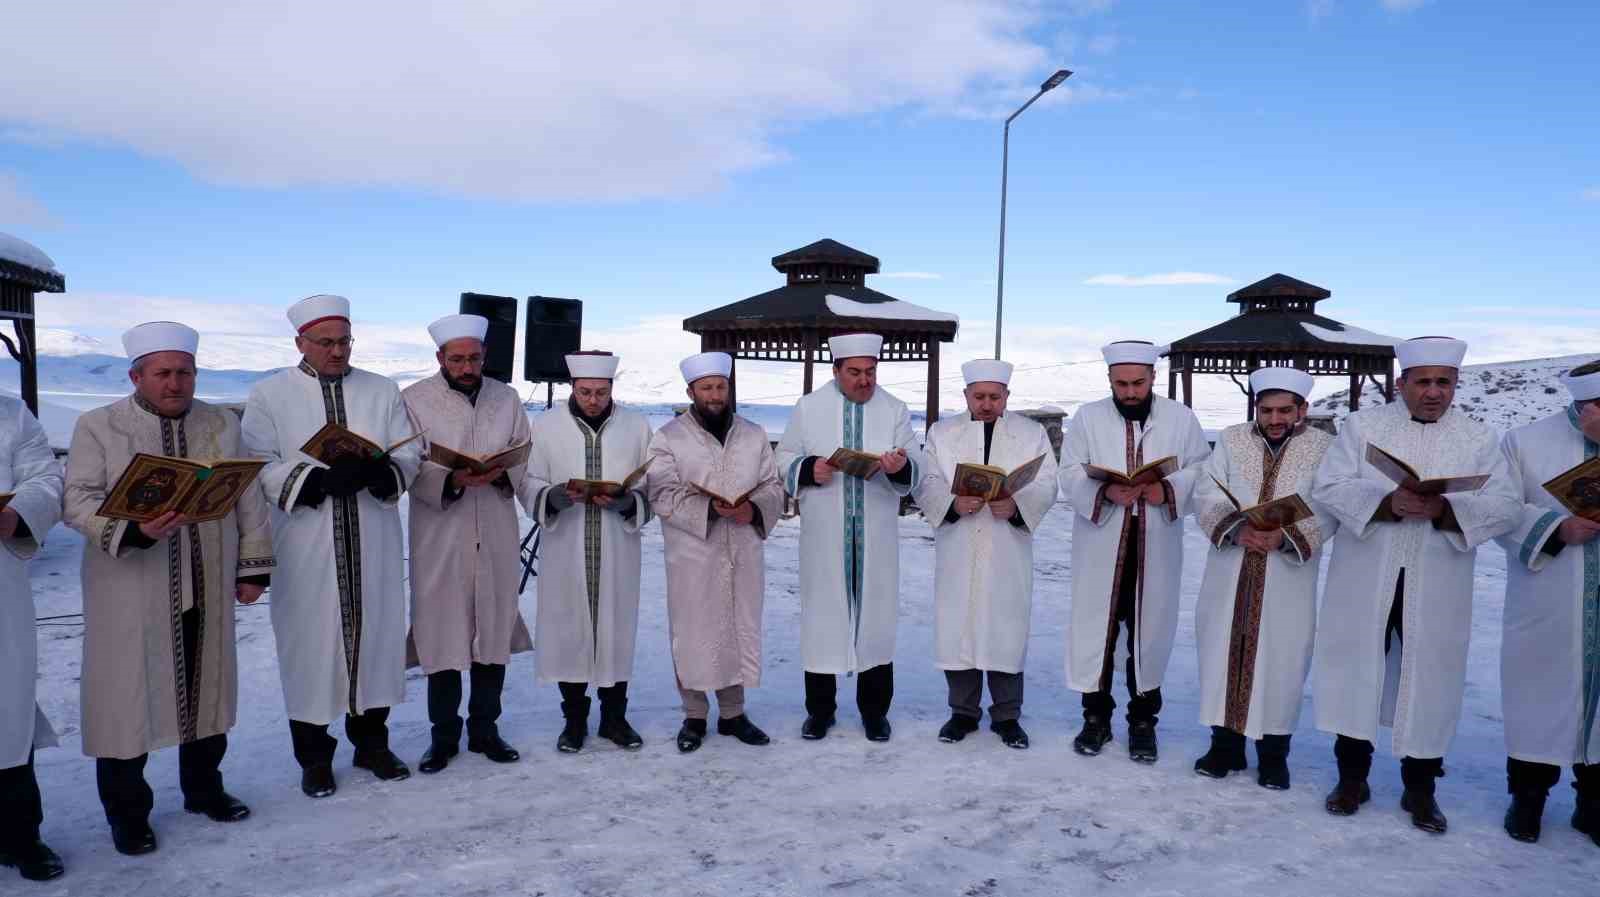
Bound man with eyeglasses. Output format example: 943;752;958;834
242;294;421;798
401;314;534;774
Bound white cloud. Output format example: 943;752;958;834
1583;188;1600;202
1305;0;1337;21
0;2;1072;202
1083;272;1236;287
0;172;58;229
1380;0;1429;11
877;271;944;281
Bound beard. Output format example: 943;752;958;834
443;367;480;391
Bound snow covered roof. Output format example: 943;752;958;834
1167;311;1395;355
825;294;957;323
684;281;958;338
0;232;65;293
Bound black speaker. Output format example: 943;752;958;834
458;293;518;383
524;296;582;382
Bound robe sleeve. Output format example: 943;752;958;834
241;382;317;513
2;403;62;561
1012;423;1059;532
405;398;450;512
1495;429;1565;571
646;426;712;541
775;398;810;499
520;418;564;533
1435;428;1522;552
224;416;275;579
1194;441;1244;549
748;431;785;540
1280;441;1335;568
1059;411;1112;526
378;384;420;506
62;413;134;559
1159;410;1213;522
914;425;956;528
619;419;654;534
503;401;535;509
1311;413;1391;540
882;402;922;498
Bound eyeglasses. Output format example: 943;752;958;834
303;337;355;350
444;354;484;366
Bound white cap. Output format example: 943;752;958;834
427;313;489;348
1101;340;1161;367
287;294;351;333
1561;360;1600;401
961;358;1013;386
122;321;199;364
1395;336;1467;371
828;333;883;361
1249;366;1315;400
565;351;620;380
679;351;732;385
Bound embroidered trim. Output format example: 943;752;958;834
842;398;865;649
1520;510;1562;569
1221;434;1288;732
574;412;605;665
100;519;118;554
1579;430;1598;761
318;376;365;716
279;462;309;511
238;555;274;569
1099;418;1140;694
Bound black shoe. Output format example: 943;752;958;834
1401;789;1448;833
991;719;1030;750
717;715;771;746
863;717;892;742
938;714;981;743
801;715;836;740
597;716;644;750
1324;780;1371;816
418;743;458;774
1194;729;1247;779
557;718;587;753
1255;735;1292;790
1504;790;1547;843
1073;715;1112;756
1574;795;1600;847
182;791;251;822
353;750;412;782
301;764;337;798
0;838;64;881
677;718;707;753
108;819;157;856
467;734;521;764
1127;719;1158;763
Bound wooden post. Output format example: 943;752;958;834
1181;368;1194;407
802;330;815;395
925;336;941;426
1349;371;1361;412
728;355;738;413
1168;362;1178;400
1383;363;1395;404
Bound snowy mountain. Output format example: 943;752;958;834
1309;353;1592;430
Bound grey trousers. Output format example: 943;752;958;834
945;669;1023;722
680;684;746;721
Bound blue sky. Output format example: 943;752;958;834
2;0;1596;375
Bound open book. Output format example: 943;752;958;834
300;423;425;466
428;440;531;477
827;447;885;479
566;458;653;502
1365;444;1490;496
693;482;760;507
1083;455;1179;487
1211;476;1314;530
95;454;267;524
1543;456;1600;523
951;453;1048;501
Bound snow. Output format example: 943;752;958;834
1311;353;1596;430
1300;321;1397;346
825;294;959;324
0;231;59;273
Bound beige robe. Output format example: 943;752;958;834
402;373;533;672
1;397;63;768
646;410;784;692
64;397;275;759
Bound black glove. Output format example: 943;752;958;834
362;458;399;500
546;487;575;516
295;468;328;508
321;456;368;498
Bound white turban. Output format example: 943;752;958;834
1395;336;1467;371
828;333;883;361
1101;340;1161;367
122;321;199;365
1249;366;1315;401
565;352;620;380
1562;360;1600;401
679;351;732;385
427;314;489;348
961;359;1013;386
287;294;351;334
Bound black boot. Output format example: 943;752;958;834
1401;757;1447;834
466;732;520;764
1572;771;1600;847
1127;718;1158;763
1324;781;1370;815
990;719;1029;750
1255;734;1292;790
597;700;644;750
108;818;157;856
558;695;591;753
800;714;836;740
862;717;892;742
183;791;251;822
300;764;336;798
717;715;771;746
0;835;64;882
418;742;458;774
938;713;980;743
677;719;707;753
1505;790;1547;843
1327;735;1373;815
1073;714;1112;756
1194;727;1247;779
352;750;411;782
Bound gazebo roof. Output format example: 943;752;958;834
684;281;958;338
0;233;65;293
1167;311;1396;355
771;238;880;274
1226;272;1330;304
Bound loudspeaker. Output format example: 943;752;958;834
458;293;518;384
524;296;583;382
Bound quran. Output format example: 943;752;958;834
1365;444;1490;496
951;453;1049;501
693;482;759;507
428;440;531;476
300;423;425;465
95;454;267;524
566;458;653;502
1543;456;1600;523
826;447;885;479
1083;455;1178;487
1211;476;1315;530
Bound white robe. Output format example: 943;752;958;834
1496;407;1600;766
523;402;654;687
241;362;420;725
1192;423;1334;739
0;397;62;769
1311;401;1521;758
775;382;922;675
1058;395;1211;694
916;412;1058;674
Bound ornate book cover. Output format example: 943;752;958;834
95;453;266;524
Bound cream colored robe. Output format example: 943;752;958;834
646;410;784;692
64;396;275;759
402;373;533;672
0;397;63;768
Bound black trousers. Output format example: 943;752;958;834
289;707;391;770
558;681;628;716
1507;758;1598;795
0;751;43;847
805;663;894;721
1083;528;1162;722
945;669;1023;722
427;663;506;745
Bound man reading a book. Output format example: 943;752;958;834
1059;340;1211;763
63;322;273;856
916;359;1057;749
1312;336;1521;833
646;351;785;753
522;351;655;752
1494;356;1600;846
775;333;922;742
401;314;534;774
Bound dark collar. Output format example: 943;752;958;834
298;358;346;384
569;395;613;431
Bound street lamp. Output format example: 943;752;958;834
994;68;1071;359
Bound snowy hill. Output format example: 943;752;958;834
1310;353;1593;429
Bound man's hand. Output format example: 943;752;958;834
0;507;18;541
451;465;506;490
988;496;1018;519
590;492;616;509
1392;487;1444;520
713;500;756;525
1106;484;1140;508
1579;402;1600;444
1239;527;1285;554
879;448;908;475
1141;481;1166;505
953;495;985;516
139;510;187;541
1557;515;1600;546
236;583;265;605
812;458;837;486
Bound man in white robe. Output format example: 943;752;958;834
646;351;784;753
1191;367;1333;790
916;359;1057;749
1059;340;1211;762
523;351;655;753
64;323;273;855
1495;357;1600;846
403;314;532;774
1312;336;1521;833
0;396;64;881
241;295;420;798
775;333;922;742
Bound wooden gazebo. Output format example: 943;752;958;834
683;238;959;424
0;233;66;417
1164;274;1395;418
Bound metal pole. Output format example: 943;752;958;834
994;87;1048;361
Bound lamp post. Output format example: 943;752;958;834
994;68;1071;360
